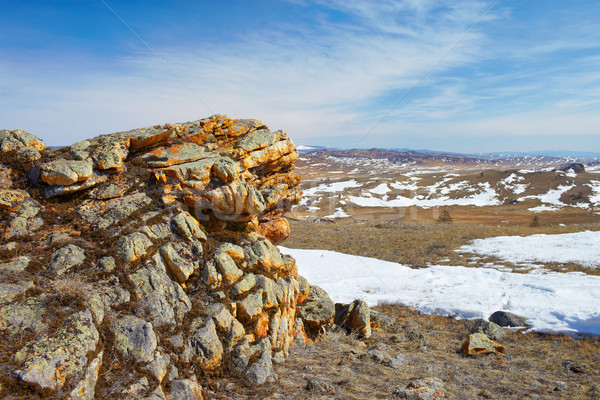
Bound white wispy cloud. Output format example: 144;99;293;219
1;0;599;151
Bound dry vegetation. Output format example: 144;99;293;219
214;304;600;399
285;218;600;275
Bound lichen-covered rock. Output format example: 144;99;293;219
114;315;158;363
298;285;335;337
245;339;277;385
69;351;103;400
392;377;444;400
183;318;223;369
462;332;505;356
172;211;207;241
169;379;203;400
335;299;371;338
48;244;86;275
41;159;93;186
14;310;99;390
0;115;312;397
465;318;506;340
77;192;153;229
161;242;200;283
0;129;46;152
489;310;530;328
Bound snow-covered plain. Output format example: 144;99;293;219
458;231;600;268
281;232;600;336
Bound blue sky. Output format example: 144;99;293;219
1;0;599;153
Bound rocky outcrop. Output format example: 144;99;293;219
0;116;323;399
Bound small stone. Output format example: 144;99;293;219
306;379;335;394
335;299;371;338
16;146;41;163
465;318;506;340
97;256;116;272
297;285;335;336
392;377;444;400
489;311;529;328
462;333;505;356
0;256;30;273
362;342;409;369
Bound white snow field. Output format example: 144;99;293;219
281;239;600;337
458;230;600;268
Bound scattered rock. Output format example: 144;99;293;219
297;285;335;337
462;332;505;356
306;379;335;394
392;377;444;400
489;311;529;328
116;232;153;263
465;318;506;340
362;342;410;369
335;299;371;338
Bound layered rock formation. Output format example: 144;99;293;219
0;116;334;399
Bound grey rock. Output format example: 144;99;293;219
235;129;276;152
145;387;167;400
129;257;191;326
0;129;45;152
14;310;99;390
76;192;152;229
216;242;245;260
0;295;48;334
4;197;43;239
335;299;371;338
231;273;256;296
205;302;245;345
182;318;223;368
465;318;506;340
146;352;171;383
43;171;108;198
98;278;131;308
489;311;530;328
114;315;157;363
69;351;103;400
161;242;199;283
94;140;129;170
121;376;150;398
40;159;93;186
392;377;444;400
201;260;222;289
245;235;283;277
140;222;172;240
97;256;116;272
212;156;239;182
255;274;279;309
370;309;394;329
245;339;277;385
214;251;243;283
48;244;86;275
297;285;335;335
116;232;153;263
169;379;203;400
172;211;207;241
236;289;263;323
0;281;33;304
363;343;409;369
16;146;41;163
0;256;30;273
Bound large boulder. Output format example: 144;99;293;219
0;115;317;399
